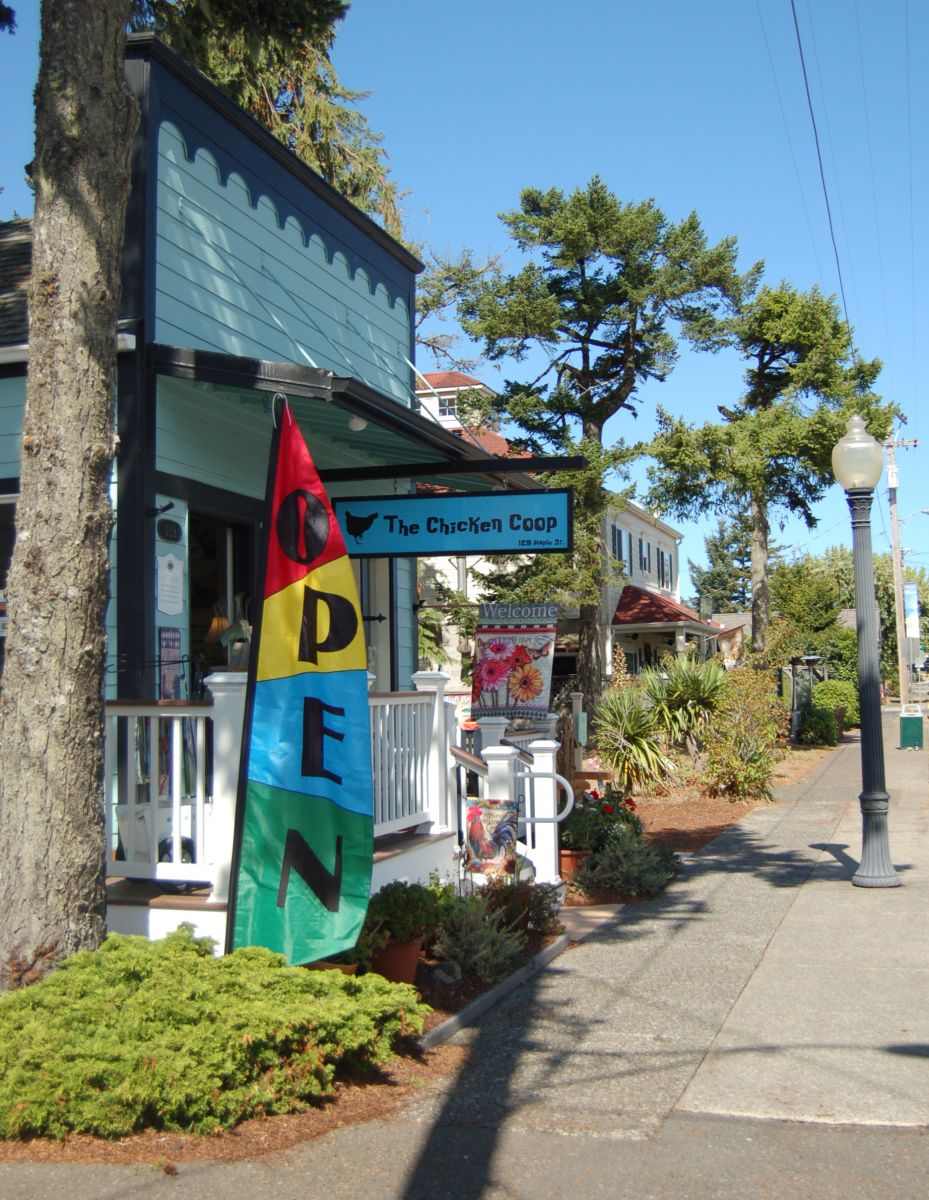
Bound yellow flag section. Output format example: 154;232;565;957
257;555;367;681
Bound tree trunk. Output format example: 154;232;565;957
575;601;604;711
749;496;770;659
0;0;137;988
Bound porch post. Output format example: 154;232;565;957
205;671;246;902
412;670;450;830
526;739;561;885
477;715;509;750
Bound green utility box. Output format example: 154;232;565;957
899;707;924;750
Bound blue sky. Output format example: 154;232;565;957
3;2;928;598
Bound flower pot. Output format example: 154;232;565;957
558;848;592;882
304;960;358;975
370;936;424;984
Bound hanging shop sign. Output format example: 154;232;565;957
332;490;572;557
225;401;373;965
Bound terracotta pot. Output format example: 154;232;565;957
558;848;592;882
370;936;424;984
304;960;358;975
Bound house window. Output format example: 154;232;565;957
639;537;651;574
657;549;673;590
611;524;624;565
438;393;457;417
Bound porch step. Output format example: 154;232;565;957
106;876;226;911
372;829;459;889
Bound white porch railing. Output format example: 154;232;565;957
103;700;214;885
104;671;455;892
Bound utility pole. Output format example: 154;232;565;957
886;437;918;706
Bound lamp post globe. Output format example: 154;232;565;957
833;415;901;887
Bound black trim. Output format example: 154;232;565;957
125;35;422;279
116;348;155;698
154;471;264;524
389;558;398;692
150;343;333;400
0;362;27;379
0;479;18;495
317;456;585;484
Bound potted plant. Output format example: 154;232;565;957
559;788;641;881
361;881;442;983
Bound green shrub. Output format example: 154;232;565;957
591;687;676;795
0;926;428;1140
570;832;678;901
640;655;728;754
798;705;838;746
812;678;859;727
481;876;564;935
432;894;527;984
701;667;790;800
363;881;443;945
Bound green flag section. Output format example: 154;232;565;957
225;401;374;964
231;782;373;964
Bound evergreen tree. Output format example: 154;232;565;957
458;177;750;704
648;283;892;657
688;513;754;613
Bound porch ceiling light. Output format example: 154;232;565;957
348;414;369;432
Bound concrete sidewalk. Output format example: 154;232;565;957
2;712;928;1198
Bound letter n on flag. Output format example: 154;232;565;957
225;400;373;963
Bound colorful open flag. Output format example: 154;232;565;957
225;400;373;963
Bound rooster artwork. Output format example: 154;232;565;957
465;799;519;876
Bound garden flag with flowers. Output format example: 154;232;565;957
470;603;558;720
225;400;373;964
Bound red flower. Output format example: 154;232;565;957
625;798;637;811
601;804;614;815
507;644;532;668
590;790;600;802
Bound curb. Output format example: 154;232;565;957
418;931;572;1050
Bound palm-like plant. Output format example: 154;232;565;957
641;656;727;758
592;687;676;796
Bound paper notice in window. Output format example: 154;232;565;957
157;553;184;616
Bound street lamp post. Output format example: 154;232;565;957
832;415;901;887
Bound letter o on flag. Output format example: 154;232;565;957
278;489;330;565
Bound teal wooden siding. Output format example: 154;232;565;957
156;376;271;498
392;557;417;689
154;122;413;406
0;376;25;478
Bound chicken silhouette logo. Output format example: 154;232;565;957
344;510;379;544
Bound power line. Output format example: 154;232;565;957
754;0;826;285
789;0;852;331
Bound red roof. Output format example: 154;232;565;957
612;585;720;629
417;371;487;390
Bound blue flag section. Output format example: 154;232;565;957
225;402;374;964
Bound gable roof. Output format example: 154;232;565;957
613;584;721;629
0;219;31;348
417;371;490;391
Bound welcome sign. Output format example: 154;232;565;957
471;603;558;721
332;490;572;557
225;402;373;964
